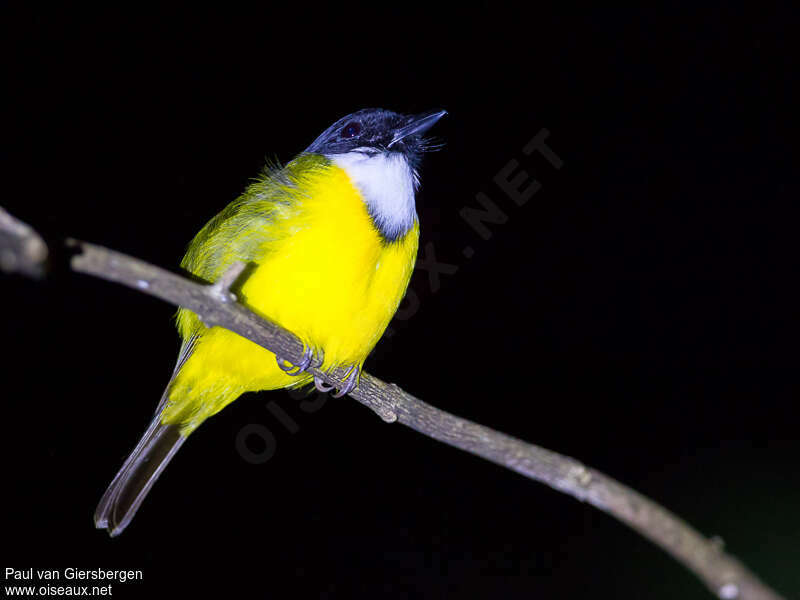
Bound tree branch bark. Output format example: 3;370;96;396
0;208;786;600
0;206;48;278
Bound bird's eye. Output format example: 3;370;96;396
341;121;362;139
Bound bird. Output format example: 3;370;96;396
94;107;446;536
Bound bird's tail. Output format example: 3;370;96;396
95;339;197;536
94;410;185;537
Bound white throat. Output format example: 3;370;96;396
329;150;418;240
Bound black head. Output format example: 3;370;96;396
304;108;446;168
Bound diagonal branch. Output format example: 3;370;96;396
1;207;786;600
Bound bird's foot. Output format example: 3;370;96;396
314;364;361;398
276;345;321;376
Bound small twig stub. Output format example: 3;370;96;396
0;206;48;277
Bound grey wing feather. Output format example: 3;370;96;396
154;335;197;416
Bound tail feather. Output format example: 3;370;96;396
95;338;196;536
94;414;185;536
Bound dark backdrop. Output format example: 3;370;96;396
3;4;798;599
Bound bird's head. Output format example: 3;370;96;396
305;108;447;174
302;108;446;241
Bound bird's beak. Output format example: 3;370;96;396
389;109;447;147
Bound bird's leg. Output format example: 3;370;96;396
276;344;318;376
332;364;360;398
313;364;361;397
313;375;334;393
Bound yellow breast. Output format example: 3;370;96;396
241;162;419;374
164;162;418;432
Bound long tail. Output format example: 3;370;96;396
94;412;185;537
95;338;196;537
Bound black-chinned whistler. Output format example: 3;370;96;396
94;108;447;536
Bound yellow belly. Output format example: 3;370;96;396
163;163;418;433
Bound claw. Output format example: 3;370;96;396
276;345;313;376
314;375;334;393
331;365;360;398
306;354;358;397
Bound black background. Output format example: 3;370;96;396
3;4;799;599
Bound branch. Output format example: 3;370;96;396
0;208;785;600
0;206;48;278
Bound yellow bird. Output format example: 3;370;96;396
94;108;446;536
